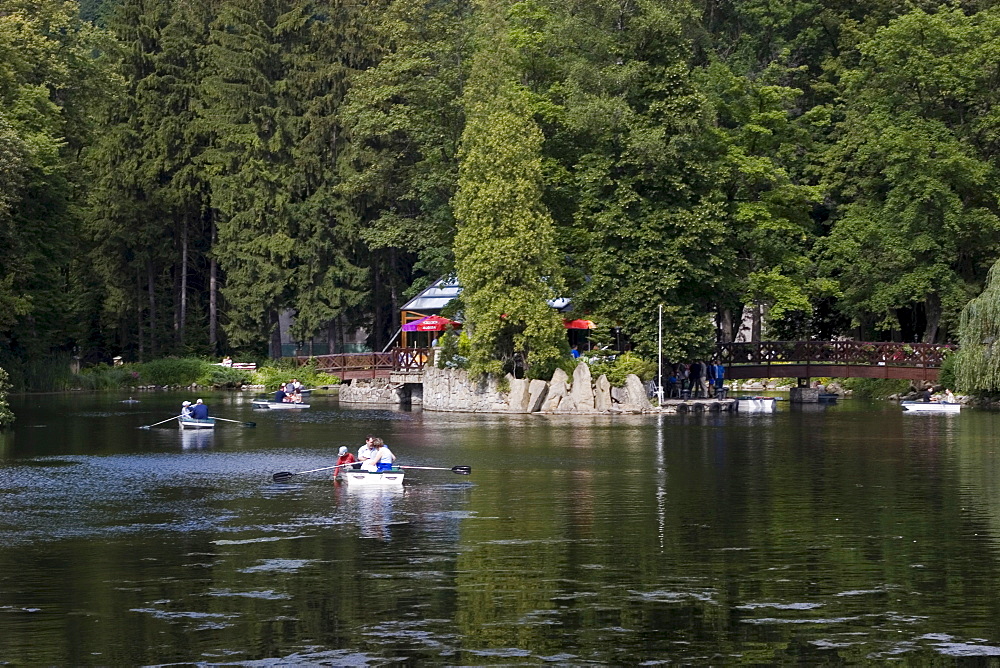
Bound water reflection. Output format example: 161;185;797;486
6;392;1000;663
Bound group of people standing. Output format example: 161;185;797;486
334;434;397;474
273;379;305;403
666;360;726;398
180;398;209;419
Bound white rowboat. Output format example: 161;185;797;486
179;417;215;429
737;397;777;413
901;401;961;413
339;467;405;487
251;400;310;410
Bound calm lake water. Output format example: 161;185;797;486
3;391;1000;664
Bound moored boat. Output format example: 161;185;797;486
178;416;215;429
251;399;310;410
901;401;961;413
339;466;405;487
737;396;777;412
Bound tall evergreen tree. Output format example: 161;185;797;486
453;0;566;378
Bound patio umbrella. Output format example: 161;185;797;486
563;319;596;329
412;315;462;331
402;316;430;332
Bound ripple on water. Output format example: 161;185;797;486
206;589;290;600
239;559;316;574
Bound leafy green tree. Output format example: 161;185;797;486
820;6;1000;342
955;257;1000;393
339;0;470;347
453;0;566;378
0;0;111;361
0;366;13;427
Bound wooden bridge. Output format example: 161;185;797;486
294;348;432;381
716;341;955;382
296;341;955;383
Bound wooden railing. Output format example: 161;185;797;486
293;348;431;380
716;341;955;368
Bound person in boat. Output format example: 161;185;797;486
357;435;374;467
334;446;356;476
288;378;302;393
273;384;288;403
944;389;957;403
289;388;304;404
361;438;396;472
190;398;209;419
917;385;933;402
180;400;193;419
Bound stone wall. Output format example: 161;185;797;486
343;363;658;414
339;378;407;405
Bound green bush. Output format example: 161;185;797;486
138;358;211;386
199;365;253;388
0;366;14;427
939;351;957;391
839;377;911;399
589;352;656;386
78;364;138;390
250;359;339;390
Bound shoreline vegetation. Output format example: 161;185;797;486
0;357;338;396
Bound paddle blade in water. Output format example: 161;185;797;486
272;472;295;483
452;466;472;475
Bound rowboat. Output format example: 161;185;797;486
178;416;215;429
901;401;961;413
251;399;310;410
338;466;405;487
737;396;777;412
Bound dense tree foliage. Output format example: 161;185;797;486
7;0;1000;382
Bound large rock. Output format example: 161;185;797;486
507;375;531;413
541;368;570;412
527;379;549;412
570;363;596;412
594;374;612;412
622;374;653;412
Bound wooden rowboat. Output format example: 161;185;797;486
251;400;310;410
901;401;961;413
179;416;215;429
338;467;405;487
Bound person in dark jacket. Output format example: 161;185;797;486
190;398;209;419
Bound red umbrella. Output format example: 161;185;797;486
414;315;462;331
563;319;596;329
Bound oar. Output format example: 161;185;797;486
398;465;472;475
138;415;181;430
272;461;355;483
211;416;256;427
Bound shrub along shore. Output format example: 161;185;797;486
2;357;339;394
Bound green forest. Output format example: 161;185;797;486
4;0;1000;382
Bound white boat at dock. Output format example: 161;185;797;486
901;401;961;413
736;396;777;412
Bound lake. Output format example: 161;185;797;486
2;391;1000;663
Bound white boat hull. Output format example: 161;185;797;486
737;397;777;412
901;401;961;413
339;468;405;487
179;417;215;429
252;401;310;410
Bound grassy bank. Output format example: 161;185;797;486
4;356;339;393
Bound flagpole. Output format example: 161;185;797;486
657;304;664;405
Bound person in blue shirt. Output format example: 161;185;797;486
273;384;287;403
571;345;581;358
190;398;209;419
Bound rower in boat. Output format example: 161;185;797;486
191;398;209;419
180;400;192;418
333;446;356;478
362;438;396;472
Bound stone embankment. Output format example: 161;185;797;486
340;363;735;414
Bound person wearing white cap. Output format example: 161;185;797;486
333;445;357;479
180;400;192;419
